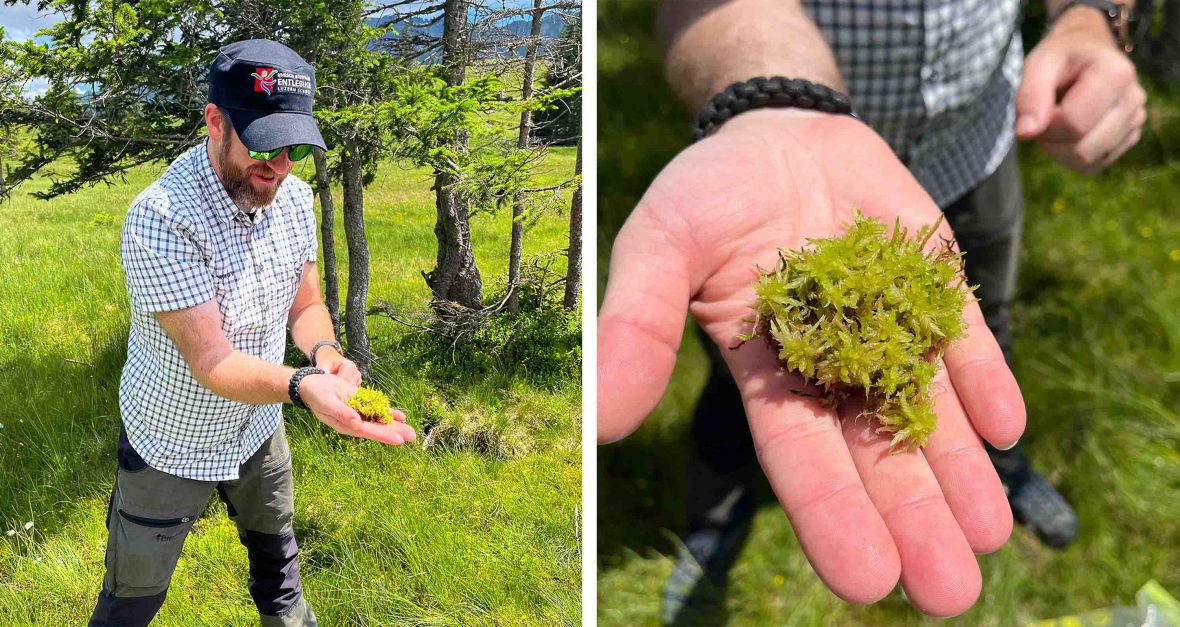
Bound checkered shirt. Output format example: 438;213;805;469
801;0;1024;208
119;140;318;481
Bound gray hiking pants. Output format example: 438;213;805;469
89;421;317;627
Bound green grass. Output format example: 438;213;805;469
0;143;581;625
597;1;1180;625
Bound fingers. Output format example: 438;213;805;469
354;419;417;445
1039;82;1147;173
1037;66;1126;143
944;299;1026;449
1014;48;1072;139
340;365;362;387
924;367;1013;554
1018;41;1144;173
318;403;416;445
840;404;982;618
727;344;901;605
597;204;695;443
389;409;408;423
1099;124;1143;170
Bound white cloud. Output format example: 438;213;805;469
23;77;49;98
0;4;64;42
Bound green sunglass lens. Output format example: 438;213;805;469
248;148;283;161
248;146;311;161
288;145;312;161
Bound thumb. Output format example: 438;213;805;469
1015;49;1070;140
597;205;693;444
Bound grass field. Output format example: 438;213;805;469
0;142;581;625
597;2;1180;625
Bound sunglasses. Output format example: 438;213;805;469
247;144;314;162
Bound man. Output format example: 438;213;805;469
89;39;416;626
598;0;1145;620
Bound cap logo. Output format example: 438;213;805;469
250;67;312;97
252;67;277;94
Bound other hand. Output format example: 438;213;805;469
1016;6;1146;174
316;349;363;387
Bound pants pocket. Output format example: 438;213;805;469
104;465;213;598
109;507;198;595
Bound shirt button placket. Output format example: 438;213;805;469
239;414;251;462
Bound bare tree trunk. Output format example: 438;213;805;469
427;0;484;313
507;0;546;313
312;147;341;339
341;142;372;378
563;139;582;312
1133;1;1179;82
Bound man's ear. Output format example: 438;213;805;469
204;104;224;143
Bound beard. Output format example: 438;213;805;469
217;138;286;209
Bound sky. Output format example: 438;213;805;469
0;3;63;43
0;0;555;40
1;4;61;96
1;0;573;97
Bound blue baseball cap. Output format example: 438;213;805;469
208;39;326;152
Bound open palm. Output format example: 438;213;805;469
599;109;1026;617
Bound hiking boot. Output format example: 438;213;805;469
987;442;1078;549
661;487;754;625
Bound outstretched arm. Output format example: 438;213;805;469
158;301;414;445
600;3;1026;617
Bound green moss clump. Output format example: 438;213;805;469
347;387;394;424
742;211;973;450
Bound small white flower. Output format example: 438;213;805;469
23;521;33;531
5;530;14;537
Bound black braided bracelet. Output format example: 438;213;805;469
288;366;324;410
692;76;855;143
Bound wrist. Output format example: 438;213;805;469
693;76;854;143
715;107;864;141
309;340;343;368
1050;2;1123;49
316;348;343;367
289;366;324;409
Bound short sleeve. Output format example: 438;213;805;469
121;200;215;313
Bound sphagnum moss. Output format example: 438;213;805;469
741;211;974;450
347;387;394;424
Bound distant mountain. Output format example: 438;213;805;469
366;11;570;61
368;16;444;41
498;13;566;39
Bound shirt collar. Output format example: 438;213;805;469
196;138;277;226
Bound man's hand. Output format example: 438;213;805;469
1016;6;1146;174
299;372;416;445
315;348;363;387
598;109;1026;617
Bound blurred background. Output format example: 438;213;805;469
597;1;1180;625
